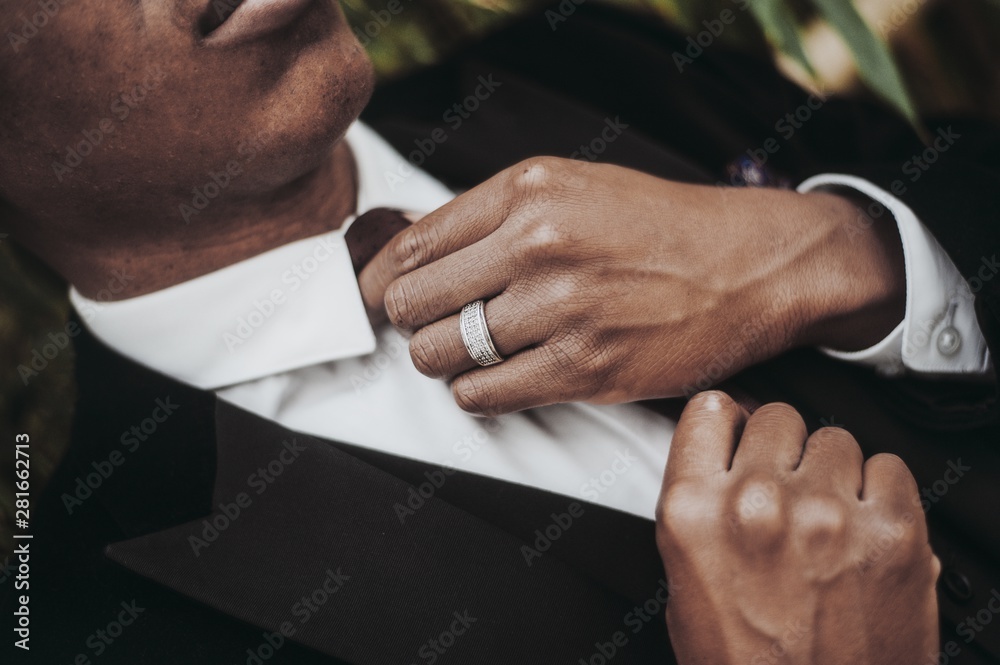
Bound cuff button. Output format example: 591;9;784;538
936;326;961;356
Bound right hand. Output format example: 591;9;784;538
655;391;940;665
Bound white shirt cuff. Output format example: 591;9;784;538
798;174;992;377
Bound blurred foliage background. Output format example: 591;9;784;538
2;0;999;564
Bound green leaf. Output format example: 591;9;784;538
810;0;919;127
746;0;816;78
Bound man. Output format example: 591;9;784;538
0;0;995;663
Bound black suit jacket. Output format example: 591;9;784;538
6;4;1000;664
362;10;1000;658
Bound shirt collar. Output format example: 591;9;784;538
70;121;455;390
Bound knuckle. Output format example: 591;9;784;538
791;495;849;547
866;453;920;505
690;390;736;410
509;156;563;195
409;331;448;378
930;554;942;581
520;217;566;256
806;427;864;468
542;274;583;307
384;281;414;329
856;510;924;572
809;427;861;452
750;402;804;427
391;224;436;274
657;482;719;545
547;332;610;399
452;375;499;416
679;390;741;430
747;402;807;441
869;452;911;479
730;476;785;535
867;504;921;542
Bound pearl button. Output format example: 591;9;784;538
943;568;974;604
937;326;961;356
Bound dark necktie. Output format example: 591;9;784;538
344;207;412;275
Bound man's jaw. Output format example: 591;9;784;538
198;0;318;48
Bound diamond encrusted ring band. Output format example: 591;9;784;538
459;299;504;367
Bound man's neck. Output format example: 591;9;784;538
62;140;358;301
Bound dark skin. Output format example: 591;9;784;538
360;158;905;414
0;1;929;660
0;0;373;298
657;392;939;664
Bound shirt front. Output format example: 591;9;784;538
70;122;992;521
70;122;677;520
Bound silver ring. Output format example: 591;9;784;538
459;299;504;366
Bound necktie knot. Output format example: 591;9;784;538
344;207;412;274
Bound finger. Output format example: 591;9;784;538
381;235;512;331
861;453;920;509
408;292;549;379
730;402;807;475
796;427;864;497
664;391;749;483
449;340;603;417
357;167;520;311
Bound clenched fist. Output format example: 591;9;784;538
360;156;904;416
656;391;940;665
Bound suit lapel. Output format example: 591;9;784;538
66;325;671;663
105;401;673;664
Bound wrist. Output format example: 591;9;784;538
792;190;906;351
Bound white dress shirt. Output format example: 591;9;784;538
69;122;991;521
800;174;992;377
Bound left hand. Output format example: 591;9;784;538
655;391;940;665
360;157;904;416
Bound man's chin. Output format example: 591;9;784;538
240;26;373;186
